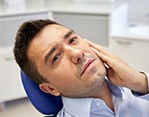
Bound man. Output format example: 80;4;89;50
13;19;149;117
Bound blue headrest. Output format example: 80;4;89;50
20;71;63;116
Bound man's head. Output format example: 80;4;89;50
14;19;59;85
14;19;106;98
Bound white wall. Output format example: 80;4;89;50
128;0;149;24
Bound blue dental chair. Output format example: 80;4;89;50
20;71;63;117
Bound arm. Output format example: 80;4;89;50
86;39;148;94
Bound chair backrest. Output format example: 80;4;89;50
20;71;63;116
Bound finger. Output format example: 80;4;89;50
85;39;104;52
106;68;121;86
91;47;109;62
91;47;117;69
85;39;114;57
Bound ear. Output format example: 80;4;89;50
39;82;60;96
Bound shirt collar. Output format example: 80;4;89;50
62;97;92;117
106;79;123;98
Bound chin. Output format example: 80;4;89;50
94;64;107;78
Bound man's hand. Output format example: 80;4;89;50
86;39;148;94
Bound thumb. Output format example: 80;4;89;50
106;68;117;83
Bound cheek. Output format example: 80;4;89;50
78;40;91;51
51;61;75;82
51;71;80;92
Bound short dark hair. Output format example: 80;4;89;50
13;19;59;85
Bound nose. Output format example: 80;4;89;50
64;45;84;64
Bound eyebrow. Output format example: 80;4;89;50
63;29;74;39
44;29;74;65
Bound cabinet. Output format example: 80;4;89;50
0;10;49;103
53;12;109;47
110;37;149;72
0;10;49;47
0;47;25;102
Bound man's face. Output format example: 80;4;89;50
28;24;106;98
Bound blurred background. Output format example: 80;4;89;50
0;0;149;116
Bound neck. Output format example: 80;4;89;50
96;81;114;111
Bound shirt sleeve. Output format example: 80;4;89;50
145;72;149;92
140;71;149;92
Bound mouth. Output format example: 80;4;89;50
81;58;95;76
